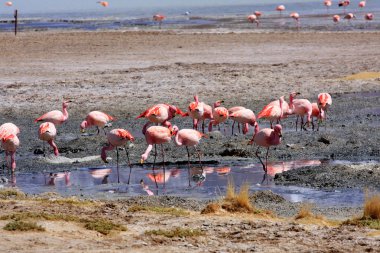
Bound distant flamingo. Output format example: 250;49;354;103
173;127;206;186
101;129;134;184
153;14;165;29
254;11;262;18
5;2;12;7
339;0;350;14
365;13;374;21
140;125;175;188
249;124;282;175
288;92;312;131
311;102;325;131
324;0;332;12
333;15;341;23
81;111;115;135
344;13;356;21
229;108;257;134
228;106;246;134
38;122;59;156
97;1;109;7
1;123;20;172
290;12;300;29
247;14;259;27
257;96;284;128
359;1;366;8
35;99;72;126
186;95;213;133
136;103;185;134
276;5;286;16
209;101;229;132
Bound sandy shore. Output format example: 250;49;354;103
0;30;380;251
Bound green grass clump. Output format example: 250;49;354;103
145;227;204;238
128;205;190;216
3;220;45;232
0;188;25;199
84;219;127;235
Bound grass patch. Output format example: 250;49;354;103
295;203;314;220
201;203;221;214
145;227;204;238
0;188;25;199
343;72;380;80
3;220;45;232
84;219;127;235
221;181;254;213
36;196;96;207
128;205;190;216
0;212;81;222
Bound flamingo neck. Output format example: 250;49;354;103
48;140;59;156
174;133;182;146
62;104;69;121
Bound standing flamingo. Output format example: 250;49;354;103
311;102;325;131
324;0;332;12
208;101;229;132
38;122;59;156
290;12;300;29
140;126;175;188
247;14;259;27
153;14;165;29
288;92;312;131
35;99;72;126
0;123;20;172
101;129;134;184
136;103;185;134
0;123;20;138
249;124;282;175
186;95;213;133
318;92;332;128
173;127;205;186
339;0;350;14
228;106;246;134
344;13;356;22
257;96;284;128
365;13;373;21
5;2;12;6
276;5;286;16
359;1;366;8
229;108;257;134
333;15;341;23
80;111;115;135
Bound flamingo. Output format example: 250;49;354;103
311;102;325;131
5;2;12;6
290;12;300;29
229;108;257;134
80;111;115;135
288;92;312;131
276;5;285;16
247;14;259;27
173;127;206;186
140;125;175;188
333;15;341;23
339;0;350;14
97;1;109;7
136;103;185;134
318;92;332;128
254;11;262;18
365;13;374;21
38;122;59;156
0;123;20;138
101;129;134;184
249;124;282;175
324;0;332;12
153;14;165;29
35;99;72;126
228;106;246;134
257;96;284;128
359;1;366;8
208;101;229;132
0;123;20;172
344;13;356;21
186;95;213;133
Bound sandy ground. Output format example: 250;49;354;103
0;30;380;251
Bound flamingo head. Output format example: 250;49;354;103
213;100;224;108
170;125;179;136
274;124;283;138
62;99;72;108
290;91;300;98
80;121;88;132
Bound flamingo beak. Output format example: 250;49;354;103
80;129;85;133
279;134;283;138
140;159;144;164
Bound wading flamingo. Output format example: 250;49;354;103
98;1;109;7
153;14;165;28
359;1;366;8
80;111;115;135
228;106;246;134
365;13;373;21
229;108;257;134
38;122;59;156
140;125;175;188
136;103;185;134
344;13;356;22
101;129;134;184
290;12;300;29
186;95;213;133
288;92;312;131
249;124;282;175
324;0;332;12
247;14;259;27
339;0;350;14
257;96;284;128
173;127;206;186
333;15;341;23
5;2;12;7
208;101;229;132
276;5;285;16
0;122;20;172
318;92;332;128
35;99;72;126
311;102;325;131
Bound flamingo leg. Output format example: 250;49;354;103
325;110;328;131
96;126;100;135
202;120;205;133
255;146;266;173
42;141;46;157
232;121;235;135
238;123;241;134
161;144;166;188
264;147;270;175
152;144;158;188
125;145;132;185
116;148;120;184
295;115;299;131
186;146;191;187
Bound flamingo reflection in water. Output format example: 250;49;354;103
89;168;112;184
46;172;70;186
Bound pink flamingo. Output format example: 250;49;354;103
339;0;350;14
249;124;282;175
257;96;284;128
35;99;72;126
209;101;229;132
0;123;20;138
186;95;213;133
254;11;262;18
229;108;257;134
324;0;332;12
333;15;341;23
359;1;366;8
97;1;109;7
290;12;300;29
1;133;19;172
288;92;312;131
247;14;259;27
365;13;374;21
276;5;286;16
136;103;185;134
153;14;165;29
80;111;115;135
173;127;206;186
140;125;175;188
101;129;134;184
38;122;59;156
5;2;12;7
344;13;356;22
318;92;332;128
228;106;246;134
311;102;326;131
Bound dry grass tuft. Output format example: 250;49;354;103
0;188;26;200
84;219;127;235
3;220;45;232
36;196;96;207
222;181;254;213
363;193;380;220
128;205;190;216
343;72;380;80
201;203;221;214
295;203;314;220
145;227;204;238
225;177;235;201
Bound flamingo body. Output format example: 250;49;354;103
39;122;59;156
1;134;19;171
333;15;341;22
35;100;71;126
365;13;374;21
101;129;134;162
359;1;366;8
229;108;256;134
318;93;332;111
0;123;20;138
81;111;114;131
174;129;203;147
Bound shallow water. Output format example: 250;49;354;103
1;159;377;207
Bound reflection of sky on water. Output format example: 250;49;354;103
1;159;376;207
